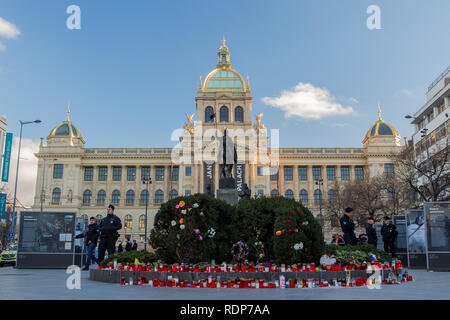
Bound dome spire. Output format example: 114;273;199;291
377;103;382;120
66;103;71;121
217;37;231;69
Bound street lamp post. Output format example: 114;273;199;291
142;176;152;251
40;158;57;213
315;178;324;217
11;119;41;234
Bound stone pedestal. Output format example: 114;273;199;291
217;188;239;205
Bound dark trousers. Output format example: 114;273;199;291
98;237;116;264
384;240;396;258
85;243;98;267
344;233;357;245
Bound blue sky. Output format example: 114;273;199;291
1;0;449;149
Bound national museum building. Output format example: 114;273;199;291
32;41;405;241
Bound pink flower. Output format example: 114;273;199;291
175;205;180;209
294;228;299;233
199;236;203;241
199;212;204;216
194;229;200;235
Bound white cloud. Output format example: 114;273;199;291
3;137;40;208
0;17;20;39
348;97;359;104
261;82;356;120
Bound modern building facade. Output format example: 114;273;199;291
32;41;405;242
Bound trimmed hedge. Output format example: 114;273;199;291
323;244;392;264
100;250;159;267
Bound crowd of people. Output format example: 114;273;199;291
330;207;399;258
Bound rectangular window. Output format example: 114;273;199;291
355;166;364;180
326;167;336;181
127;167;136;181
384;163;394;177
257;190;264;197
84;167;93;181
341;166;350;180
155;167;164;181
98;167;107;181
257;166;263;176
141;166;150;181
171;167;179;181
53;164;64;179
312;166;322;181
185;166;191;177
298;166;307;181
113;167;122;181
185;189;191;196
284;166;293;181
270;167;278;181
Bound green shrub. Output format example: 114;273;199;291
149;194;235;264
323;244;392;264
100;250;159;267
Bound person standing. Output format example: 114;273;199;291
340;207;357;245
366;216;378;248
98;204;122;264
125;236;133;252
117;241;124;253
74;216;100;270
381;216;398;258
131;240;138;251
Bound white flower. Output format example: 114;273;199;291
180;224;185;230
193;203;199;208
171;220;176;227
293;242;304;250
181;209;187;214
207;228;216;238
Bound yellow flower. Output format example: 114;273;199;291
179;218;184;224
179;201;185;208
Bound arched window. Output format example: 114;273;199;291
111;190;120;204
139;215;146;230
220;106;229;122
97;190;106;205
126;190;135;205
270;189;279;197
314;189;322;204
140;189;149;205
328;189;337;203
169;189;178;200
205;106;214;123
82;189;92;205
155;189;164;204
124;214;133;229
52;187;61;204
299;189;308;204
284;189;294;199
235;106;244;123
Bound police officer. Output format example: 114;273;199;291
381;216;398;258
366;216;378;248
340;207;357;245
98;204;122;264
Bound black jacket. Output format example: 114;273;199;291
99;214;122;239
381;223;398;242
125;241;132;251
75;223;100;245
366;223;378;245
340;214;355;235
132;243;138;251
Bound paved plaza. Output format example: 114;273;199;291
0;267;449;300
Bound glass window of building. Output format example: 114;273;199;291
53;164;64;179
328;189;336;203
220;106;229;122
355;166;364;180
257;166;263;176
235;106;244;123
155;189;164;204
113;167;122;181
140;189;149;205
270;167;278;181
185;166;191;177
270;189;278;196
124;215;133;229
285;189;294;199
326;167;336;181
257;189;264;197
384;163;394;177
155;167;164;181
98;166;107;181
171;167;179;181
185;189;192;196
299;189;308;204
82;189;92;205
52;187;61;204
97;190;106;205
127;167;136;181
314;189;322;204
341;166;350;180
298;166;307;181
284;166;293;181
84;167;93;181
205;106;214;123
312;166;322;181
126;190;135;205
141;166;150;181
169;189;178;199
111;190;120;204
139;215;146;230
